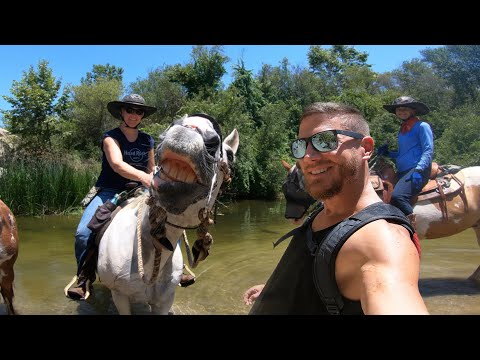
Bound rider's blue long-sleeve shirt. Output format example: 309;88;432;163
388;121;434;173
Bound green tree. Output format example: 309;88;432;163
391;59;453;112
308;45;370;93
421;45;480;106
342;66;378;94
166;46;229;100
373;72;398;92
81;63;124;85
230;60;265;125
128;66;186;126
1;60;69;154
256;59;334;134
333;66;384;127
63;79;123;157
434;102;480;166
334;90;384;125
257;59;294;103
252;102;292;199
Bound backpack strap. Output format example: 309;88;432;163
313;202;414;315
273;203;324;248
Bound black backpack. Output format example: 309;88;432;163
274;202;414;315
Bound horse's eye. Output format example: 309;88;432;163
226;149;234;163
205;136;220;158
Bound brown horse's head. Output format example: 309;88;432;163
369;156;398;204
281;160;316;223
370;156;397;185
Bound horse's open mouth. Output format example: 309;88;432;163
159;151;201;185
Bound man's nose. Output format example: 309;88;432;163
304;141;321;159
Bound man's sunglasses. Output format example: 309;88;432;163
125;107;145;116
291;129;364;159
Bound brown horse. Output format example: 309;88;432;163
281;159;480;284
0;199;18;315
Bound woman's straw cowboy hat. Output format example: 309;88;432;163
107;94;157;120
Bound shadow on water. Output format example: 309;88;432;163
419;277;480;315
72;285;117;315
63;285;161;315
2;199;480;315
420;278;480;297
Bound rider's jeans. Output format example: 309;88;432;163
74;188;117;273
390;166;430;216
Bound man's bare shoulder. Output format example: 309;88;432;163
335;217;422;306
341;218;415;260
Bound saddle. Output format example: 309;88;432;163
370;174;393;204
66;184;197;300
376;163;467;222
413;165;467;221
65;185;144;300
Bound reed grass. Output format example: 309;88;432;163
0;157;99;216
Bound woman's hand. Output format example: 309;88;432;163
141;172;154;188
243;284;265;305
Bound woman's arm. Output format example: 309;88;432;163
103;137;153;188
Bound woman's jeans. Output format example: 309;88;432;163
74;188;117;273
390;167;431;216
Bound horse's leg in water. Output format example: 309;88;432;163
150;294;175;315
111;289;131;315
0;268;15;315
149;278;179;315
468;222;480;284
0;201;18;315
150;248;183;315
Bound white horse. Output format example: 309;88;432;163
96;114;239;315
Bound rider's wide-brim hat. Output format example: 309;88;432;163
383;96;430;116
107;94;157;120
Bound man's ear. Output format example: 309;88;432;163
362;136;374;159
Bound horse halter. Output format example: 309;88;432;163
149;114;229;229
190;113;224;159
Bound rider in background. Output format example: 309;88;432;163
376;96;434;231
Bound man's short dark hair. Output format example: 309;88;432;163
300;102;370;137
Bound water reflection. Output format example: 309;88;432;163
3;200;480;315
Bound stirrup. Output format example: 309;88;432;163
178;264;196;288
64;276;92;300
64;275;78;297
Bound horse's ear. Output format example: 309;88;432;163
224;129;239;154
281;159;292;171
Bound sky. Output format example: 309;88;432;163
0;45;442;114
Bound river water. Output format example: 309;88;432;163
3;199;479;315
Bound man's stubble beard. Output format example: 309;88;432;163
305;153;360;201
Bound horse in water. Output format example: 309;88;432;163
0;199;19;315
281;159;480;284
91;114;238;315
